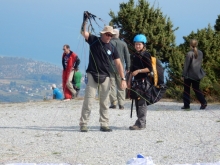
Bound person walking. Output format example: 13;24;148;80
62;44;80;100
182;39;207;110
127;34;152;130
72;67;82;97
79;12;127;132
109;29;130;110
52;84;63;100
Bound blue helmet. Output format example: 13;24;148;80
133;34;147;44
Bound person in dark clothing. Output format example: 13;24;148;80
127;34;152;130
79;11;127;132
182;39;207;110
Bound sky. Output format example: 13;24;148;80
0;0;220;72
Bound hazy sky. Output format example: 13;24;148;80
0;0;220;71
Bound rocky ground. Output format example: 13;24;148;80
0;99;219;165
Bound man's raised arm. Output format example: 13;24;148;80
80;11;89;40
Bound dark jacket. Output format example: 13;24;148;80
182;50;205;80
62;51;80;71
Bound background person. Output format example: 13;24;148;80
79;11;127;132
182;39;207;110
127;34;152;130
52;84;63;100
109;29;130;110
62;44;80;100
72;67;82;97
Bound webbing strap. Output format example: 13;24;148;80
151;56;158;86
130;99;134;118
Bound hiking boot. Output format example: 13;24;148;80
100;126;112;132
119;105;124;110
200;104;207;110
129;125;145;130
109;105;116;109
80;126;88;132
181;106;190;110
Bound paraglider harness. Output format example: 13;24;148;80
129;53;167;118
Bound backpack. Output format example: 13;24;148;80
130;54;167;105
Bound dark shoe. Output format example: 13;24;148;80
109;105;116;109
129;125;145;130
100;126;112;132
181;106;190;110
80;126;88;132
119;105;124;110
200;104;207;110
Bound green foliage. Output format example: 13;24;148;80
109;0;178;62
165;84;183;101
214;15;220;32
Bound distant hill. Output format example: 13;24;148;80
0;56;62;81
0;56;63;103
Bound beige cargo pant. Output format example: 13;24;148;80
66;70;76;98
109;72;125;106
79;73;110;127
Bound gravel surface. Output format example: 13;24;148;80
0;99;219;165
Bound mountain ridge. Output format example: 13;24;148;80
0;56;63;103
0;56;62;79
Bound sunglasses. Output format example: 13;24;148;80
105;33;113;37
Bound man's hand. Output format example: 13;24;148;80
81;11;89;40
120;80;127;90
83;11;89;21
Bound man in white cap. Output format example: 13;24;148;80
52;84;63;100
79;11;127;132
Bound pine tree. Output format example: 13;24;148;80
109;0;178;63
214;15;220;32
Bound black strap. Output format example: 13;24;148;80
130;99;134;118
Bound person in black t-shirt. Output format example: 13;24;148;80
79;12;127;132
127;34;152;130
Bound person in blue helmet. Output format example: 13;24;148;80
127;34;152;130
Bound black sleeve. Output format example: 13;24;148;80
62;56;65;70
74;56;80;69
130;54;134;72
112;46;119;60
87;33;96;45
